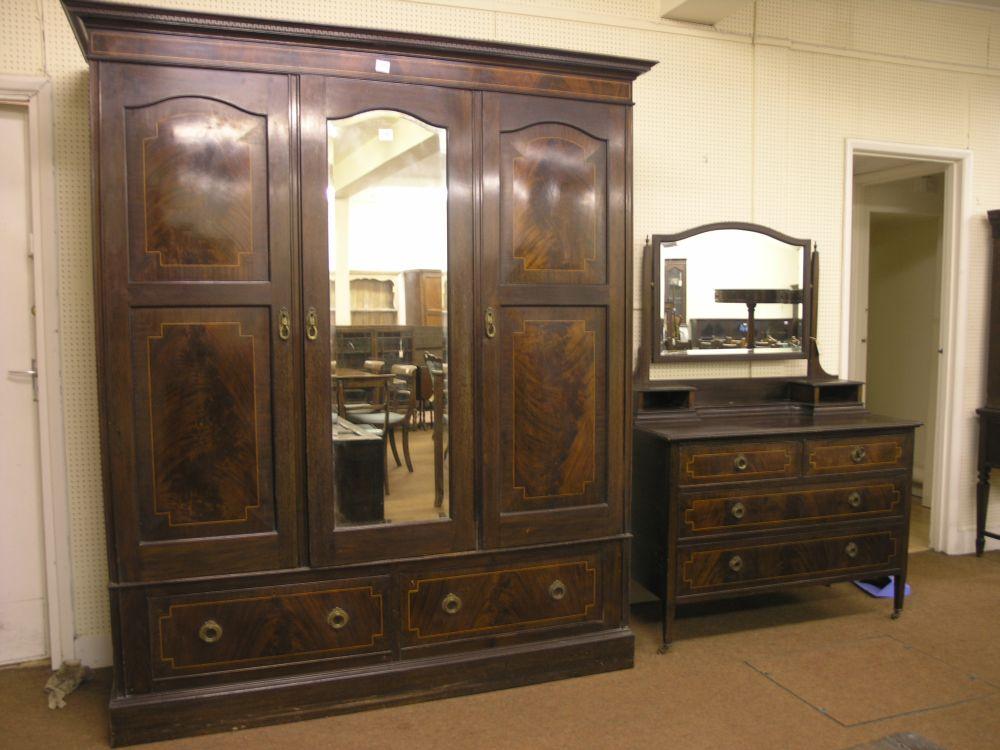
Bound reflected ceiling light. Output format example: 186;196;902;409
329;125;340;138
378;127;394;142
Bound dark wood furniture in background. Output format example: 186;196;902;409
633;229;918;652
65;1;653;743
977;211;1000;555
404;269;445;327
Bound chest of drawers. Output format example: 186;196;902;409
632;412;917;651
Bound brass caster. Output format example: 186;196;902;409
891;609;902;620
657;643;671;655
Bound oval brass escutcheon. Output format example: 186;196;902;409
845;541;859;558
327;607;350;630
305;307;319;341
728;554;744;573
441;593;462;615
731;502;746;520
847;491;862;508
549;579;567;600
198;619;223;644
850;446;867;464
278;307;291;341
733;454;749;472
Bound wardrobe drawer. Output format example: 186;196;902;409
804;433;908;476
679;478;907;536
150;578;388;679
404;559;600;642
678;440;801;486
677;529;902;596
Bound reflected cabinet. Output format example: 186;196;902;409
65;1;653;744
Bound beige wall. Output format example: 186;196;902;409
3;0;1000;660
866;213;942;491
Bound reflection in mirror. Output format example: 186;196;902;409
327;110;449;527
657;228;805;358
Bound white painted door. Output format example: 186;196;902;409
0;102;48;665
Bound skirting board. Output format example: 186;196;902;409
74;634;113;669
108;628;634;746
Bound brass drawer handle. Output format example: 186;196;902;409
441;593;462;615
851;446;867;464
198;619;223;644
845;541;859;558
730;502;746;520
733;454;749;472
549;579;567;600
306;307;319;341
327;607;350;630
847;491;862;508
728;554;744;573
278;307;291;341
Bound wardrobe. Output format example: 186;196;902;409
63;0;653;744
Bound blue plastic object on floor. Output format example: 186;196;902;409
853;577;911;598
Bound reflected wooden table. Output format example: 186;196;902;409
332;367;393;417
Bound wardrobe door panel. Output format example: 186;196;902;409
300;75;475;566
98;63;298;581
482;93;627;547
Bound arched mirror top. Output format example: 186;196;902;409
647;222;813;364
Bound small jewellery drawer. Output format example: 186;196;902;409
805;433;908;476
678;440;801;486
404;559;600;642
150;578;388;678
679;478;907;536
677;529;902;596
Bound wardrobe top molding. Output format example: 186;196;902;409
62;0;656;104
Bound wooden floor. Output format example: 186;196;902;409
377;425;449;524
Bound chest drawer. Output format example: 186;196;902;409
678;440;801;486
150;578;388;679
404;559;601;643
677;529;902;596
804;433;908;476
679;477;907;536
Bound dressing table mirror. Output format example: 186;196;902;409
632;222;918;653
649;223;811;363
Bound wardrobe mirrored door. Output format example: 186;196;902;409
300;75;475;566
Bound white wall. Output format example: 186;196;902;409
3;0;1000;664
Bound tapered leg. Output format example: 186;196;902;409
977;464;990;557
658;600;674;654
388;428;401;467
891;572;905;619
401;426;413;472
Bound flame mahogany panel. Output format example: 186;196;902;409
130;307;276;542
500;308;607;512
150;578;388;680
502;123;607;285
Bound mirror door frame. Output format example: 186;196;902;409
300;74;475;566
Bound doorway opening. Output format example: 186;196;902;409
842;141;973;555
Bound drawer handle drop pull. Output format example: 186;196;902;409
851;446;867;463
198;619;223;644
327;607;350;630
549;579;567;600
845;541;859;558
441;593;462;615
730;502;746;520
728;555;744;573
733;454;749;472
847;491;862;508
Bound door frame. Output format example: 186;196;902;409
840;139;973;554
0;75;73;668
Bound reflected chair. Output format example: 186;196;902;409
425;352;448;508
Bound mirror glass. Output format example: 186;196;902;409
656;228;806;358
327;110;449;527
